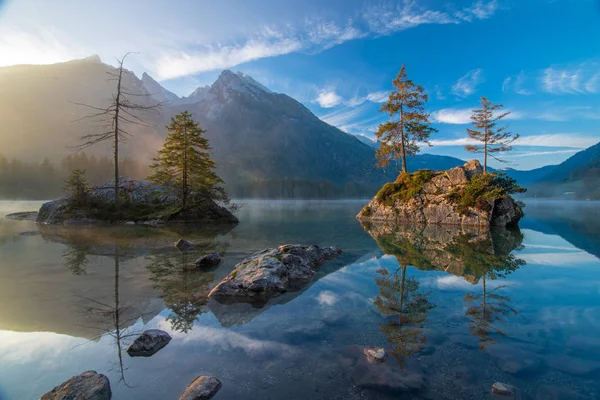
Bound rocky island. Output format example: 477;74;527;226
357;160;525;228
36;178;238;225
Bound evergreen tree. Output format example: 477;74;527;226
64;169;89;207
149;111;228;208
466;97;519;173
375;65;437;174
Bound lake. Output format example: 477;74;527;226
0;200;599;399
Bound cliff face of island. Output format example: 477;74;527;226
36;178;238;225
357;160;524;228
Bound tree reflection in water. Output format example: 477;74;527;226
363;222;526;352
375;265;435;365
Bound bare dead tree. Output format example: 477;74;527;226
72;52;163;209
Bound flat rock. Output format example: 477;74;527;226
363;347;387;364
41;370;111;400
195;252;222;268
5;211;38;220
126;329;171;357
208;244;341;301
178;376;222;400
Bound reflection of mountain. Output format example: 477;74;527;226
521;201;600;260
1;224;232;339
362;222;525;350
362;222;524;284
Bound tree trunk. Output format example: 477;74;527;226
400;105;408;173
484;138;488;174
113;64;123;209
182;124;188;209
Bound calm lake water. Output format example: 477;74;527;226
0;200;599;399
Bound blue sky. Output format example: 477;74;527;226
1;0;599;170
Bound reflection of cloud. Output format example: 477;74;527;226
166;324;298;358
420;274;518;291
317;290;339;306
519;251;598;266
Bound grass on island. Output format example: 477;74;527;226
445;173;526;215
374;170;435;207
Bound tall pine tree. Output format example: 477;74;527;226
149;111;228;209
375;65;437;174
466;97;519;173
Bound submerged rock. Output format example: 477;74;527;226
36;178;238;225
178;376;222;400
491;382;521;399
208;245;341;301
175;239;196;250
126;329;172;357
363;347;387;364
41;370;111;400
195;252;222;268
357;160;523;228
4;211;38;220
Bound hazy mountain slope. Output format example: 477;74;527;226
540;142;600;183
503;165;558;186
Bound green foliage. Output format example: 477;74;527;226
149;111;230;209
446;173;526;215
466;97;519;172
375;169;435;206
360;205;373;217
64;169;89;207
375;65;437;173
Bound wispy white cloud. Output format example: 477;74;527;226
319;106;370;127
429;133;598;149
503;70;534;95
452;69;484;97
432;107;524;124
317;290;339;306
502;149;580;158
346;91;388;107
541;63;600;94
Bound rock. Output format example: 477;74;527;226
491;382;518;398
178;376;222;400
175;239;196;250
126;329;171;357
350;352;425;394
357;160;523;228
4;211;38;220
195;252;222;268
208;245;342;301
16;231;40;236
36;178;238;225
41;370;111;400
363;347;387;364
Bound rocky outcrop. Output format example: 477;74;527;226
357;160;523;228
41;370;111;400
36;178;238;225
178;376;222;400
126;329;172;357
208;245;341;301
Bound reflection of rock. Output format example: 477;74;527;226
178;376;222;400
361;221;524;283
208;245;341;301
357;160;523;227
127;329;172;357
41;370;111;400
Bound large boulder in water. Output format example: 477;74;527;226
41;370;111;400
36;178;238;225
357;160;524;228
126;329;172;357
178;376;222;400
208;244;341;301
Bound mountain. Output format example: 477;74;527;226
354;134;377;148
181;85;210;103
503;165;558;186
141;72;180;104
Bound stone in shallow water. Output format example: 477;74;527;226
41;370;111;400
363;347;387;364
195;252;222;268
175;239;196;250
126;329;171;357
178;376;222;400
490;382;520;399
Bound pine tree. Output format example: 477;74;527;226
375;65;437;174
64;169;89;207
466;97;519;173
148;111;228;209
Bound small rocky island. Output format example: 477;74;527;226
36;178;238;225
357;160;525;228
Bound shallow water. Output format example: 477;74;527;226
0;200;599;399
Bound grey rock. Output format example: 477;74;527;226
175;239;196;250
126;329;171;357
4;211;38;220
357;160;523;228
491;382;519;399
178;376;222;400
195;252;222;268
208;245;341;300
41;370;111;400
363;347;387;364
